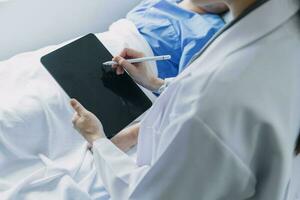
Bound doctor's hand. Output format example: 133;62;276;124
112;48;164;92
70;99;105;144
111;122;140;152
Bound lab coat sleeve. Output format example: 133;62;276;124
93;113;256;200
92;138;150;198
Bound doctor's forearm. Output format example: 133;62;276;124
111;123;140;152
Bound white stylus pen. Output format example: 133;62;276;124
102;55;171;66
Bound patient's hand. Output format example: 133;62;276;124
111;123;140;152
112;48;164;92
70;99;105;144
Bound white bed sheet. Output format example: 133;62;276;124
0;19;154;200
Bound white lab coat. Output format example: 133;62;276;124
93;0;300;199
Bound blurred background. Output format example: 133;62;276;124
0;0;140;61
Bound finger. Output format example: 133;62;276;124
119;49;126;58
117;65;125;73
116;68;121;75
116;66;124;75
112;58;123;73
72;113;80;124
112;57;120;69
120;48;144;58
70;99;86;116
114;56;136;73
111;63;118;69
113;56;125;69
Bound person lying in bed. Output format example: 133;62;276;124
107;0;228;151
0;1;227;198
126;0;227;79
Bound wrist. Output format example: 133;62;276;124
91;135;104;145
149;77;164;92
90;130;105;143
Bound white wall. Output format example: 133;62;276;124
0;0;140;61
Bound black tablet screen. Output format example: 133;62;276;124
41;34;152;138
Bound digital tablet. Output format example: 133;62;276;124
41;34;152;138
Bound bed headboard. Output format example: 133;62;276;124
0;0;141;61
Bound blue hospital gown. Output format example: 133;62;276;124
127;0;225;79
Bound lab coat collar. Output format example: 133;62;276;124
222;0;300;57
188;0;300;70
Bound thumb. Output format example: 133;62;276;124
113;56;136;73
70;98;86;116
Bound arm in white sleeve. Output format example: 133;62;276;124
93;138;150;198
93;113;256;200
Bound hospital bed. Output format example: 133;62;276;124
0;1;148;199
0;1;239;199
0;0;232;197
0;0;141;61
